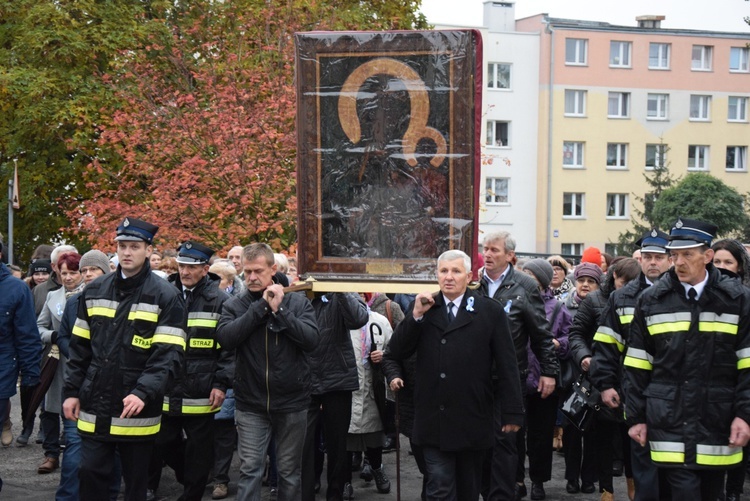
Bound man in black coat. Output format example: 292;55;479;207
387;249;523;501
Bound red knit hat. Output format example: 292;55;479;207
581;246;602;268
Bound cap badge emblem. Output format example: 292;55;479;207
186;242;192;249
123;218;130;227
675;219;683;229
651;229;658;237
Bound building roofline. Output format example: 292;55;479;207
545;15;750;39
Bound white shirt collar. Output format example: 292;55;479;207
442;293;465;313
681;269;709;300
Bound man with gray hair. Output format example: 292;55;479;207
387;249;523;500
478;231;559;500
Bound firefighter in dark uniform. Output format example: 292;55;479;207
63;217;186;501
591;229;672;501
146;240;233;501
624;218;750;500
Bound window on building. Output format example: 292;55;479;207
487;63;511;89
649;43;670;69
728;97;748;122
563;192;585;218
563;141;585;168
485;177;509;204
730;47;749;72
647;93;669;120
689;95;711;121
606;193;629;219
604;243;619;256
607;92;630;118
607;143;628;169
610;41;632;67
646;144;668;170
565;38;588;65
486;120;510;147
561;243;584;256
688;145;710;171
564;90;586;116
727;146;748;171
692;45;713;71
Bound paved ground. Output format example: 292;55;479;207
2;389;741;500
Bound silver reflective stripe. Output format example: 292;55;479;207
79;411;96;424
130;302;160;315
737;347;750;359
699;312;740;324
85;299;119;310
646;312;692;326
110;416;161;428
155;326;187;340
187;312;221;321
625;348;653;363
595;326;624;345
616;307;635;317
184;398;212;406
697;444;741;456
650;441;685;452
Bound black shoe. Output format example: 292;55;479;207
515;482;527;500
351;451;362;472
343;482;354;500
382;436;395;452
360;461;374;482
372;466;391;494
146;489;156;501
566;481;580;494
612;459;624;477
16;429;31;447
581;482;596;494
530;482;545;500
726;493;741;501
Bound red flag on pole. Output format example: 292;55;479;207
12;159;20;209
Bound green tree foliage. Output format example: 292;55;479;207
68;0;428;254
651;172;750;238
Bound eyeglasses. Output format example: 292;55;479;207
552;266;565;272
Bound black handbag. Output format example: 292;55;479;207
560;373;598;431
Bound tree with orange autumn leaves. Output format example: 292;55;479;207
68;0;428;254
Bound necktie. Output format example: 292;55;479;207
688;287;697;303
447;302;455;323
185;289;193;310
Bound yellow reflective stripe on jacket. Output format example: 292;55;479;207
189;338;215;349
128;302;160;323
77;411;97;433
623;347;653;371
162;397;219;414
616;307;635;325
132;335;152;349
650;441;685;463
593;326;624;352
698;312;740;335
152;326;187;350
78;411;161;436
696;444;743;466
646;312;692;336
738;347;750;370
72;318;91;339
86;299;118;318
187;312;220;329
110;416;161;436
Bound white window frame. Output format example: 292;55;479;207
487;62;512;90
689;95;711;121
692;45;713;71
561;243;584;256
645;144;668;171
730;47;749;73
564;90;586;117
609;41;632;68
649;43;670;70
607;92;630;118
726;146;748;171
728;97;748;122
688;145;710;171
607;143;628;170
486;120;510;148
563;192;585;219
562;141;585;168
606;193;629;219
485;177;510;205
647;93;669;120
565;38;588;65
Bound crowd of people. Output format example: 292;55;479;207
1;214;750;501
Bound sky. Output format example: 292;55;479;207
419;0;750;33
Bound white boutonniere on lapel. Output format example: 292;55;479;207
465;296;475;312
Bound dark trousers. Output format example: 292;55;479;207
424;447;487;501
41;410;61;459
212;419;237;485
563;422;597;485
80;438;153;501
724;444;750;494
148;414;214;501
662;468;725;501
302;391;353;501
593;418;632;493
410;441;428;501
483;387;525;500
631;439;665;501
523;392;558;484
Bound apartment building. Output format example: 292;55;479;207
514;12;750;254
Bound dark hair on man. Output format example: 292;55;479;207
242;243;275;267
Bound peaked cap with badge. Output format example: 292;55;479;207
635;229;669;254
114;217;159;244
664;217;718;250
175;241;215;265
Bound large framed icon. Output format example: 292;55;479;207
294;30;482;281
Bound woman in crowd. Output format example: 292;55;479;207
569;258;640;501
149;250;163;269
28;259;52;291
547;255;574;301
